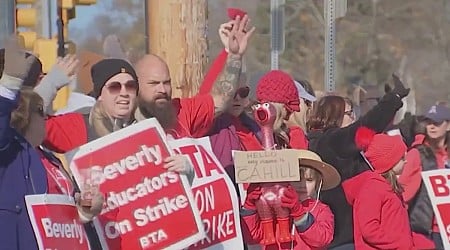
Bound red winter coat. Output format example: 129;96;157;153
288;126;309;149
342;171;414;250
242;199;334;250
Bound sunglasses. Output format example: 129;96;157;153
425;119;445;126
234;86;250;99
105;80;138;94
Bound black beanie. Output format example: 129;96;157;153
90;58;138;98
0;48;43;87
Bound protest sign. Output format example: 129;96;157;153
169;137;243;250
230;150;249;206
421;169;450;249
233;149;301;183
67;118;204;250
25;194;90;250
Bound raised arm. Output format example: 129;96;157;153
0;38;36;148
0;87;18;149
330;74;410;156
210;15;255;117
34;55;79;114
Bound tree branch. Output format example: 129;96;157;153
307;0;324;27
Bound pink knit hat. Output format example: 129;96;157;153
355;127;407;173
256;70;300;112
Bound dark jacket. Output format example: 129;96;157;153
408;144;437;235
0;94;48;250
308;92;403;248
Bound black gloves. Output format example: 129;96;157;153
391;74;410;99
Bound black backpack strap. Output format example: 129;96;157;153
411;144;437;172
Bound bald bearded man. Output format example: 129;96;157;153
134;16;254;139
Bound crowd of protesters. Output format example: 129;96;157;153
0;8;449;250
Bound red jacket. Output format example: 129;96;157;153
342;171;414;250
242;199;334;250
44;95;215;153
288;126;308;149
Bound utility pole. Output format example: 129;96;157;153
0;0;15;47
146;0;208;98
56;0;65;57
324;0;346;92
270;0;285;70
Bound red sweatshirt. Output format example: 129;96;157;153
288;126;309;149
242;199;334;250
343;171;414;250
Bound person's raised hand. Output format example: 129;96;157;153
219;20;235;51
54;54;79;80
391;74;410;99
227;15;256;56
1;36;37;90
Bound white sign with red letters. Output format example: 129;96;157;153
422;169;450;249
169;137;243;250
25;194;91;250
67;118;205;250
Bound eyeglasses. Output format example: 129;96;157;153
344;109;354;117
105;80;138;94
234;86;250;99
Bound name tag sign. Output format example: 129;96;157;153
25;194;91;250
233;149;301;183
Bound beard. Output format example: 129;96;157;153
138;97;177;130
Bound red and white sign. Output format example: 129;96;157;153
169;137;243;250
421;169;450;249
67;118;205;250
25;194;90;250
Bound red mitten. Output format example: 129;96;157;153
281;186;306;219
244;184;262;210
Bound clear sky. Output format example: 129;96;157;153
69;4;103;30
